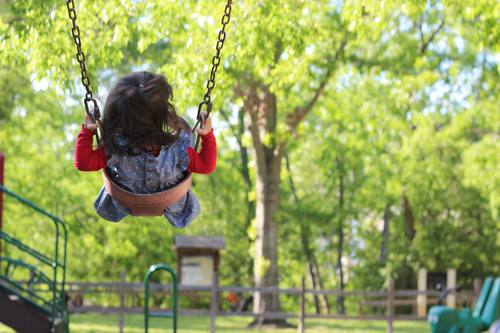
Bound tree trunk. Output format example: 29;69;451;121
306;263;321;314
286;153;329;315
253;175;281;313
219;107;255;241
237;107;255;229
246;86;292;327
380;207;390;263
303;229;330;314
311;258;330;314
403;187;416;240
336;173;345;315
241;38;333;326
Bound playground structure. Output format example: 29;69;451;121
0;152;180;333
428;278;500;333
0;154;69;333
144;264;179;333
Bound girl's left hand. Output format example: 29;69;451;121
196;111;212;135
84;111;99;132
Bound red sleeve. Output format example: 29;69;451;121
187;130;217;174
74;125;110;171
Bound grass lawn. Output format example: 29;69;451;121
0;314;429;332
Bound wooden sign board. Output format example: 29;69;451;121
181;255;214;286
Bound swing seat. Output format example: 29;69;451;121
102;118;194;217
102;168;192;217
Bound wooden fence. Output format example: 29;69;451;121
18;271;482;333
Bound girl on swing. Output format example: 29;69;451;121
74;71;217;228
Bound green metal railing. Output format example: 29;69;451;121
144;264;178;333
0;257;67;323
0;184;68;333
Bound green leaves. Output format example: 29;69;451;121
1;0;136;92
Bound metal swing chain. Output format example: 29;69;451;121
66;0;231;146
66;0;101;143
204;0;232;104
194;0;233;150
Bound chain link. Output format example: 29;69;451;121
194;0;233;152
202;0;232;105
66;0;101;142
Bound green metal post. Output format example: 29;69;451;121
144;264;178;333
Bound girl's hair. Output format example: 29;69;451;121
100;71;185;156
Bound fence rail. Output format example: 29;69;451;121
12;272;482;333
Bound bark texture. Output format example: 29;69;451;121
336;172;345;314
403;188;416;240
245;85;288;326
380;207;390;263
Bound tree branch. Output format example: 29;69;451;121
419;21;425;52
219;107;244;172
285;153;298;204
48;3;57;16
476;49;487;101
8;17;23;25
273;141;286;178
290;67;332;132
218;108;240;144
419;20;445;54
248;110;266;168
289;39;347;132
344;55;388;68
274;38;283;65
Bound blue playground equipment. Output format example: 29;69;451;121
0;184;69;333
144;264;179;333
428;278;500;333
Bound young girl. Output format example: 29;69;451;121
74;71;217;228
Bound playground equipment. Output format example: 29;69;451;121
144;264;178;333
0;183;68;333
428;278;500;333
0;153;180;333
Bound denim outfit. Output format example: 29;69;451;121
94;130;199;229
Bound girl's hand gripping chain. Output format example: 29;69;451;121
196;111;212;136
84;111;99;132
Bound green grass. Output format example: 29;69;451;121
0;314;429;332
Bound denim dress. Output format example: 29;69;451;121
93;130;200;229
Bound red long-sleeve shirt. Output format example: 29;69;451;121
74;125;217;174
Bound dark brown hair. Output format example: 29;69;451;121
100;71;184;155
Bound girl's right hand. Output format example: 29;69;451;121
196;111;212;136
84;111;99;132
